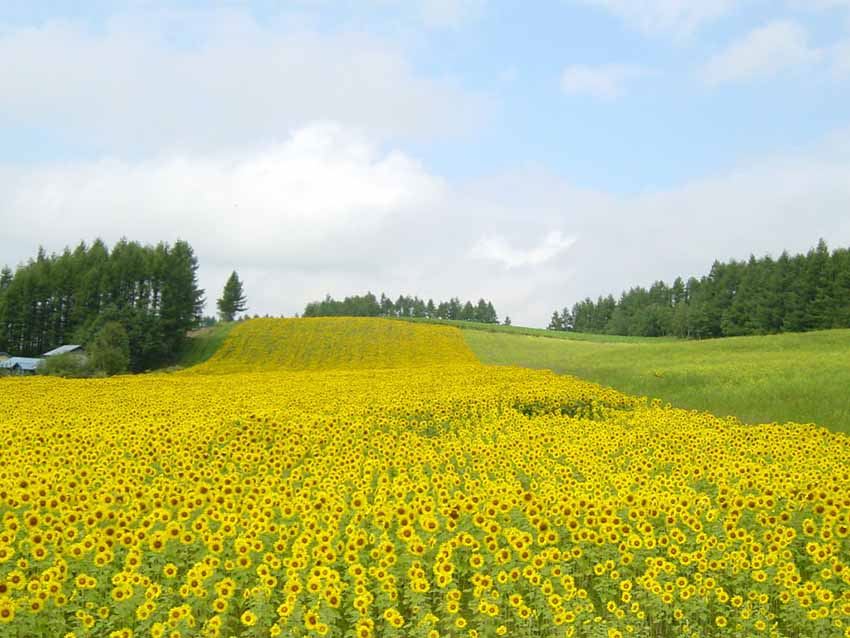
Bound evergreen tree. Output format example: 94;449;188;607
832;248;850;326
560;307;573;331
475;299;490;323
0;266;11;291
807;239;834;329
426;299;436;318
303;292;500;324
551;240;849;339
460;301;475;321
0;238;203;370
216;271;248;322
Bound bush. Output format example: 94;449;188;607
88;322;130;376
40;353;92;378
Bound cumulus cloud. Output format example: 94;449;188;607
702;20;823;85
0;123;443;305
471;232;577;268
574;0;741;36
561;64;649;99
419;0;487;28
0;9;490;152
3;124;850;326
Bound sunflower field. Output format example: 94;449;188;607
0;318;848;638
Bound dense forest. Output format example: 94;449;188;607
0;239;204;370
304;293;500;324
549;239;850;338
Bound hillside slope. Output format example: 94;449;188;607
465;328;850;433
192;317;478;372
176;322;236;367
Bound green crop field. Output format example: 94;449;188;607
176;321;236;368
462;327;850;433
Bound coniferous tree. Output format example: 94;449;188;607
475;299;490;323
460;301;475;321
0;238;204;370
550;239;849;339
216;271;248;322
486;301;498;324
560;307;574;331
833;248;850;326
302;293;501;323
807;239;834;329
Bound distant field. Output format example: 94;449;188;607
464;327;850;433
398;316;671;342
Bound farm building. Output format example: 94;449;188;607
43;344;86;358
0;351;9;362
0;357;44;376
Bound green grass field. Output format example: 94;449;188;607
176;322;235;367
463;327;850;433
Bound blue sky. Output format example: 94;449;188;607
2;1;850;324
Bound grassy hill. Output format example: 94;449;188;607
177;322;236;367
463;327;850;433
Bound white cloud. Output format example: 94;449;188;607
470;231;577;268
575;0;741;36
0;122;444;285
2;124;850;327
0;10;490;152
702;20;823;85
419;0;486;28
561;64;649;99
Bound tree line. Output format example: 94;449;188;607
304;293;500;324
0;238;204;371
548;239;850;338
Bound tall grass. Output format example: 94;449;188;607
464;328;850;433
176;322;236;368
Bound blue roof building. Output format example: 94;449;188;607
0;357;44;375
